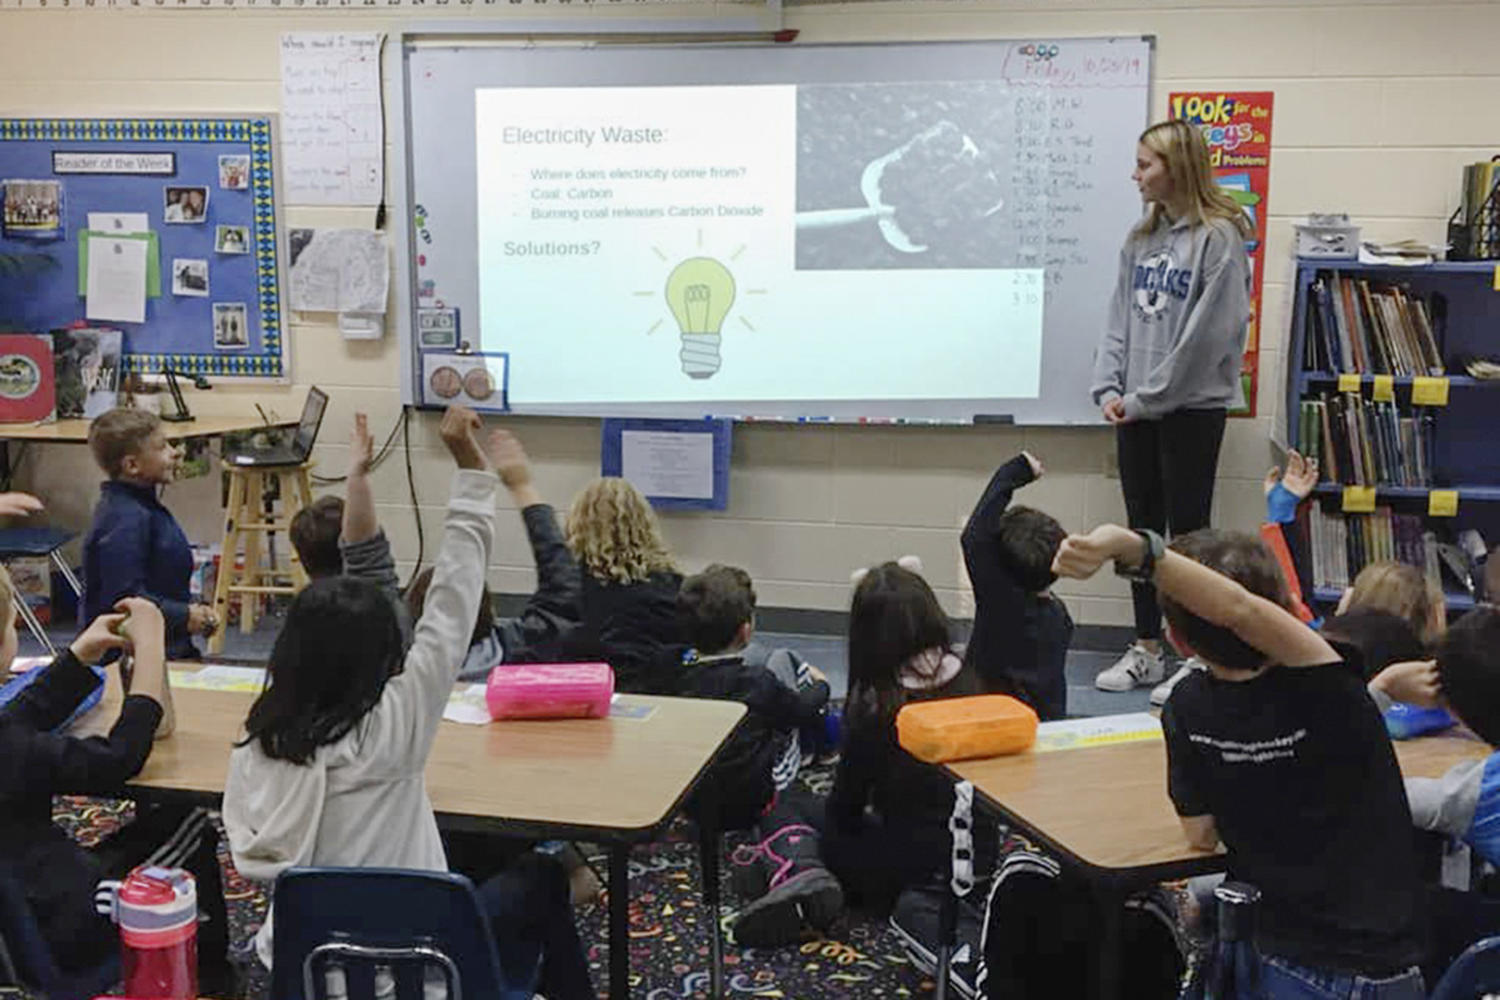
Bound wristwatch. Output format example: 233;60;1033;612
1114;529;1165;582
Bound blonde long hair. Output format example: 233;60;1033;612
1135;119;1253;239
1342;560;1446;646
565;477;677;584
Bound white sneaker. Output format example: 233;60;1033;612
1150;660;1201;707
1095;643;1166;692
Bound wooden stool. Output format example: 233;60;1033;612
208;463;314;654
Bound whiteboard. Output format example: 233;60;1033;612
396;36;1152;424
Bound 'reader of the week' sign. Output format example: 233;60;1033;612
51;151;176;175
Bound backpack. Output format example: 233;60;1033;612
976;837;1187;999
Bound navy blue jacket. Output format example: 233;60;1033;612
83;481;197;660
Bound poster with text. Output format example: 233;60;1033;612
1169;91;1273;418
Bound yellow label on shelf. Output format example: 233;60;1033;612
1493;263;1500;291
1342;485;1377;513
1429;490;1460;517
1337;373;1361;393
1412;376;1450;406
1372;375;1395;402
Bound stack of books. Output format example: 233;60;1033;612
1301;272;1444;375
1297;393;1433;487
1308;504;1441;594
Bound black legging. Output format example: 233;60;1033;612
1116;408;1228;639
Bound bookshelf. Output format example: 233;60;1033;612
1286;258;1500;611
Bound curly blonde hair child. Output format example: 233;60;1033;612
565;478;676;584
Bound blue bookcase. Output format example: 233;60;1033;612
1285;258;1500;610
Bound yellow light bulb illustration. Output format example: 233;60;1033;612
665;256;736;379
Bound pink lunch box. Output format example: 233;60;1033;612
485;662;615;720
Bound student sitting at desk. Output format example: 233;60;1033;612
1053;525;1426;999
83;409;218;661
0;582;231;992
223;406;593;1000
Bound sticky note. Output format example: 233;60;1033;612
1429;490;1459;517
1411;376;1450;406
1337;373;1361;394
1342;485;1377;513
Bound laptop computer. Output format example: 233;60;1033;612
230;387;328;466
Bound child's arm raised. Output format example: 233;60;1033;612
341;413;379;545
1053;525;1338;668
375;406;496;763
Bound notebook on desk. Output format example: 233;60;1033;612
227;387;327;467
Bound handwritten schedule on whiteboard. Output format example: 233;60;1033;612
279;32;383;205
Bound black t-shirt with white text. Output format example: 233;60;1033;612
1161;660;1424;975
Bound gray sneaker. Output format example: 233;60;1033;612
1095;643;1167;692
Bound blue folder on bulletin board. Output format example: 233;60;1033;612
0;117;287;379
601;418;732;512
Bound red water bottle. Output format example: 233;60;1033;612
103;866;199;999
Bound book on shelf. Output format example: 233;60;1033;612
1301;271;1444;376
1300;392;1433;487
1309;504;1443;597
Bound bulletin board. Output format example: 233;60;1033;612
0;116;287;379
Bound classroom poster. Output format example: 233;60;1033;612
1168;91;1274;418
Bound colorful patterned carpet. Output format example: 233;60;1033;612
54;774;945;1000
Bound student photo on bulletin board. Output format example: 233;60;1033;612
172;258;209;298
218;155;249;191
215;225;248;254
164;186;208;224
213;302;248;350
1;178;63;238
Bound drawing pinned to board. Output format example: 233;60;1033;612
163;186;208;224
213;302;249;350
286;228;388;313
2;179;63;240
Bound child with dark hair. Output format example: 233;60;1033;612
83;408;218;659
1054;524;1426;998
960;451;1072;719
674;564;838;945
223;406;592;999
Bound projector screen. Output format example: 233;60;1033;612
401;37;1152;423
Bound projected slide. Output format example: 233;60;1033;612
474;83;1045;406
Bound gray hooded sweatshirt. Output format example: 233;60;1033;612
223;469;497;969
1091;214;1252;421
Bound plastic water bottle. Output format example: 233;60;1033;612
101;866;199;998
1383;702;1456;741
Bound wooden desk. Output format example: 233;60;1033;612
129;682;746;999
0;415;271;442
945;730;1490;998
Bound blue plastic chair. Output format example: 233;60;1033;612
0;527;81;656
1430;935;1500;1000
270;868;535;1000
0;865;118;1000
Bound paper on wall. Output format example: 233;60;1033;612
86;212;149;235
288;228;388;313
280;32;384;205
85;234;148;324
